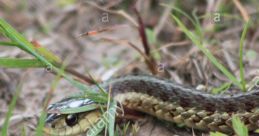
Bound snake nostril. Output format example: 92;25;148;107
65;114;78;127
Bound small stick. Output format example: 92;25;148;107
233;0;250;22
133;7;157;75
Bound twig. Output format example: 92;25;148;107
222;50;236;72
77;24;128;37
151;40;191;53
64;67;95;84
215;26;243;39
84;1;138;27
233;0;250;22
100;38;154;67
133;8;150;56
190;56;206;82
0;113;37;128
249;28;259;47
154;3;172;37
84;1;158;74
30;40;94;84
133;7;157;75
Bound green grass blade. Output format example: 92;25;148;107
0;19;52;66
108;100;117;136
0;18;112;135
0;58;45;68
211;82;232;94
145;28;157;45
232;115;248;136
21;125;27;136
210;132;228;136
32;42;61;64
86;102;117;136
58;104;100;114
161;4;196;27
35;59;65;136
0;40;61;64
35;112;47;136
0;41;20;47
171;15;242;89
239;21;250;91
0;41;27;53
161;3;203;39
122;122;130;136
0;19;93;94
191;10;203;41
0;20;59;66
1;80;23;136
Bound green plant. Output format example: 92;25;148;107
239;21;251;91
1;81;23;136
232;115;249;136
0;18;115;136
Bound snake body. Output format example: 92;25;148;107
45;75;259;135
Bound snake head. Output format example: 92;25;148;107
44;98;102;136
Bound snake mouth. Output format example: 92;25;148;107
44;110;101;136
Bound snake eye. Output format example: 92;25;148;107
65;114;78;127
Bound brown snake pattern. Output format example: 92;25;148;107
45;75;259;135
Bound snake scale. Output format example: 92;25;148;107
44;75;259;135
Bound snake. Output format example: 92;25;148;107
44;75;259;135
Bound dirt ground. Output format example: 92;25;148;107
0;0;259;136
